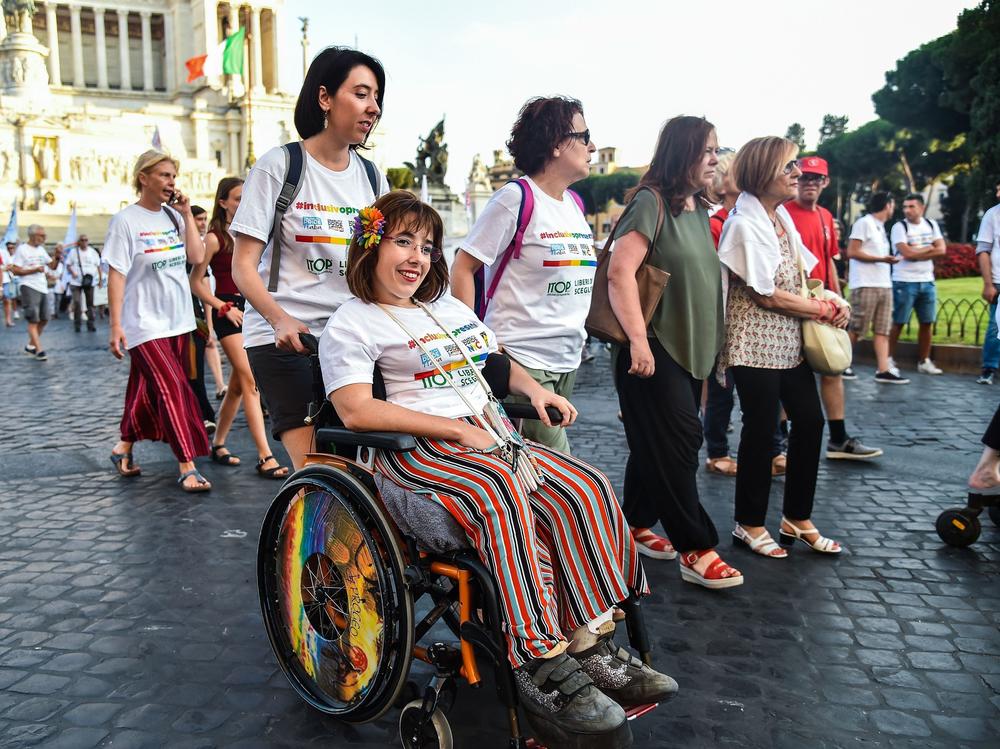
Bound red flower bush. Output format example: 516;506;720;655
934;243;979;279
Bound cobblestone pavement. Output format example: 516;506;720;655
1;319;998;748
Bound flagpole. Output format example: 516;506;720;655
244;24;256;171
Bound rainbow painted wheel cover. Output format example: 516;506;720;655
275;488;385;706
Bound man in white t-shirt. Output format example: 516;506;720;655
10;224;61;360
888;194;946;375
975;180;1000;384
847;192;908;384
66;234;103;332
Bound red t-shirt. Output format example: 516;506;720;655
709;207;729;249
784;201;836;287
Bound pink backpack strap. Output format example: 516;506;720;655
568;189;586;215
483;178;534;312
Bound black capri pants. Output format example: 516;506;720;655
731;362;825;527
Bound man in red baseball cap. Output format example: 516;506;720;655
785;156;883;461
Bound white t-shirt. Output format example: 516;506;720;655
890;218;942;283
11;243;51;293
848;214;892;289
320;295;498;420
103;203;195;349
1;245;14;285
976;204;1000;284
47;261;64;293
230;146;389;348
67;246;102;287
461;177;595;372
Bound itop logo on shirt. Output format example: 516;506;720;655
138;228;185;272
294;201;359;277
540;230;597;296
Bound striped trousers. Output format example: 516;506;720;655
120;333;210;463
376;424;648;668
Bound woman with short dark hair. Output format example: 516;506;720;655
451;96;596;453
718;136;850;558
231;47;389;469
608;116;742;590
320;191;673;749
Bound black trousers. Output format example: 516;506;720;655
731;362;825;526
983;403;1000;450
188;332;216;424
616;339;719;551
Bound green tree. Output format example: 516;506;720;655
569;170;640;215
386;166;414;190
818;115;849;145
784;123;807;151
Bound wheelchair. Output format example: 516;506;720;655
256;338;658;748
935;492;1000;547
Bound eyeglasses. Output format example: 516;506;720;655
798;174;826;184
384;235;442;262
564;129;591;146
782;160;800;175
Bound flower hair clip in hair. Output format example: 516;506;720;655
352;206;386;250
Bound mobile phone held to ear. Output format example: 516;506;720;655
167;190;179;206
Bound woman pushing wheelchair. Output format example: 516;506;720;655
318;191;674;749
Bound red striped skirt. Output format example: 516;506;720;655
120;333;210;463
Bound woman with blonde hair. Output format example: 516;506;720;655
106;150;211;491
191;177;289;479
717;136;850;557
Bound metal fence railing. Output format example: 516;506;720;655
902;297;992;346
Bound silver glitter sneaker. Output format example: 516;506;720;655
515;652;632;749
575;636;678;707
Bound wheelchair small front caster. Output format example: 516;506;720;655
399;699;453;749
936;508;981;547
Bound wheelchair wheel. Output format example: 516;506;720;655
989;504;1000;526
935;508;981;547
258;464;414;722
399;699;453;749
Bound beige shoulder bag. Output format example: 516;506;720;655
795;242;853;376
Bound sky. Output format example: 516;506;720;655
281;0;979;195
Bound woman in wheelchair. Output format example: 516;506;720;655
318;191;675;747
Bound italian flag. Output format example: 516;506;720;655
185;27;245;82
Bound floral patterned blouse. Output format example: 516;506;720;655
718;221;803;372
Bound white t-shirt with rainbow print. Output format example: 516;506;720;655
103;203;195;349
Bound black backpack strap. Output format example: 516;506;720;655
162;205;181;234
267;142;306;293
357;154;381;198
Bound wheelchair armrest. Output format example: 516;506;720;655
501;402;563;424
315;427;417;452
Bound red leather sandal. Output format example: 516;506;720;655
629;526;677;560
679;549;744;590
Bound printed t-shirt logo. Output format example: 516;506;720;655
293;201;358;245
139;229;183;254
407;322;490;389
302;216;322;230
541;231;597;268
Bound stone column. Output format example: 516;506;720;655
140;10;153;91
116;9;131;91
250;6;263;93
226;111;241;173
45;3;61;87
271;9;283;93
227;3;242;93
94;7;108;88
163;11;176;92
69;4;84;88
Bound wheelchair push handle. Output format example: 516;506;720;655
299;332;319;355
501;402;564;425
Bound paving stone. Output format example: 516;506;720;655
1;330;998;748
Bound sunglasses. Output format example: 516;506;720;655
564;129;591;146
798;174;827;184
782;160;800;175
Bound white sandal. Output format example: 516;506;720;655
732;525;787;558
778;518;842;554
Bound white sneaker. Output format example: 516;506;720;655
13;310;19;319
917;358;943;375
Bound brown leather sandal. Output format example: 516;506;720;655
705;456;738;476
